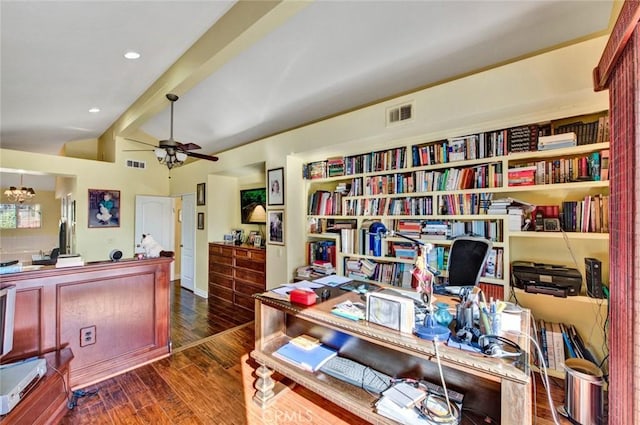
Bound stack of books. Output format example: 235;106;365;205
537;132;577;151
507;166;537;187
311;260;335;276
273;339;337;372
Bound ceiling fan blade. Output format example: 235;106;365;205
186;151;219;162
176;142;202;151
125;137;158;148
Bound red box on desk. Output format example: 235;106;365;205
290;289;317;305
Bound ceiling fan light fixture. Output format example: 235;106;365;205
176;152;188;162
154;148;167;159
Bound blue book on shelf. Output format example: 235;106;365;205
273;342;337;372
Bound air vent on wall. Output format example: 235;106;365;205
126;159;147;169
386;101;414;126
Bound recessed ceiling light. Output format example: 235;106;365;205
124;51;141;60
89;107;100;113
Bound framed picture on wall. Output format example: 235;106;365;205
88;189;120;228
197;212;205;230
268;210;284;245
197;183;206;206
267;167;284;206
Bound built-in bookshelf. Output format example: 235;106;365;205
302;110;610;365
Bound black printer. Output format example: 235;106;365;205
511;261;582;297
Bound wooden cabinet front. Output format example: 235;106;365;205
209;243;265;313
0;257;171;389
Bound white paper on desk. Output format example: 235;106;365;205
271;280;324;296
312;275;351;287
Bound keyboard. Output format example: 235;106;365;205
319;356;392;394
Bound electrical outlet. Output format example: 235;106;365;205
80;325;96;347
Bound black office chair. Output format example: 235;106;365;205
439;237;492;295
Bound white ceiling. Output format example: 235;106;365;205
1;1;614;164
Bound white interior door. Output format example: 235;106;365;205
135;195;175;279
180;194;196;291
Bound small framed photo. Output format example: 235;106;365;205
247;230;259;245
268;210;284;245
197;212;205;230
197;183;206;206
267;167;284;206
88;189;120;228
543;218;561;232
254;235;262;248
232;228;244;245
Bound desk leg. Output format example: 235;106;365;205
253;364;276;407
501;379;532;424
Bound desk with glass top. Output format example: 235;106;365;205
250;287;531;424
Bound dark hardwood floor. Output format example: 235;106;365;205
59;283;572;424
170;280;254;350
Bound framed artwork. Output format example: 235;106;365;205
247;230;259;245
88;189;120;228
197;212;205;230
268;210;284;245
231;228;244;245
267;167;284;206
197;183;206;206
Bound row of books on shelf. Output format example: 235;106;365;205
561;195;610;233
307;217;357;234
303;112;609;179
537;320;597;373
413;163;504;192
308;190;346;216
438;193;494;216
412;129;510;166
344;257;414;287
338;220;503;256
344;196;435;217
554;114;609;146
507;149;609;186
303;147;408;179
307;240;337;267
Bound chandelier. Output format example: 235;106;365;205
154;148;188;169
4;175;36;203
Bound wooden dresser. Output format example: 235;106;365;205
209;243;265;313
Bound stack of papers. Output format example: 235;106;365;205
331;300;366;321
273;341;337;372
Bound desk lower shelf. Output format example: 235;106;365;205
251;347;394;424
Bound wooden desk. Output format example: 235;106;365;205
0;348;73;425
250;289;531;424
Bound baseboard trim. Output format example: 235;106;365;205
194;287;208;298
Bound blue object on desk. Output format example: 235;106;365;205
273;342;337;372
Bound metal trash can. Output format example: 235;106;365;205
564;358;605;425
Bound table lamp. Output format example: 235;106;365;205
371;223;451;341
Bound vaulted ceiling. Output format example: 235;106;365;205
1;1;615;162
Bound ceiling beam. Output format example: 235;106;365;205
99;0;311;151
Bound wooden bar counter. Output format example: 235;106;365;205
0;257;172;389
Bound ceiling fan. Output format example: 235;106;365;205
125;93;218;169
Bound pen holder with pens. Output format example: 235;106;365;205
479;308;502;335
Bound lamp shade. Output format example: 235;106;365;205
248;204;267;223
